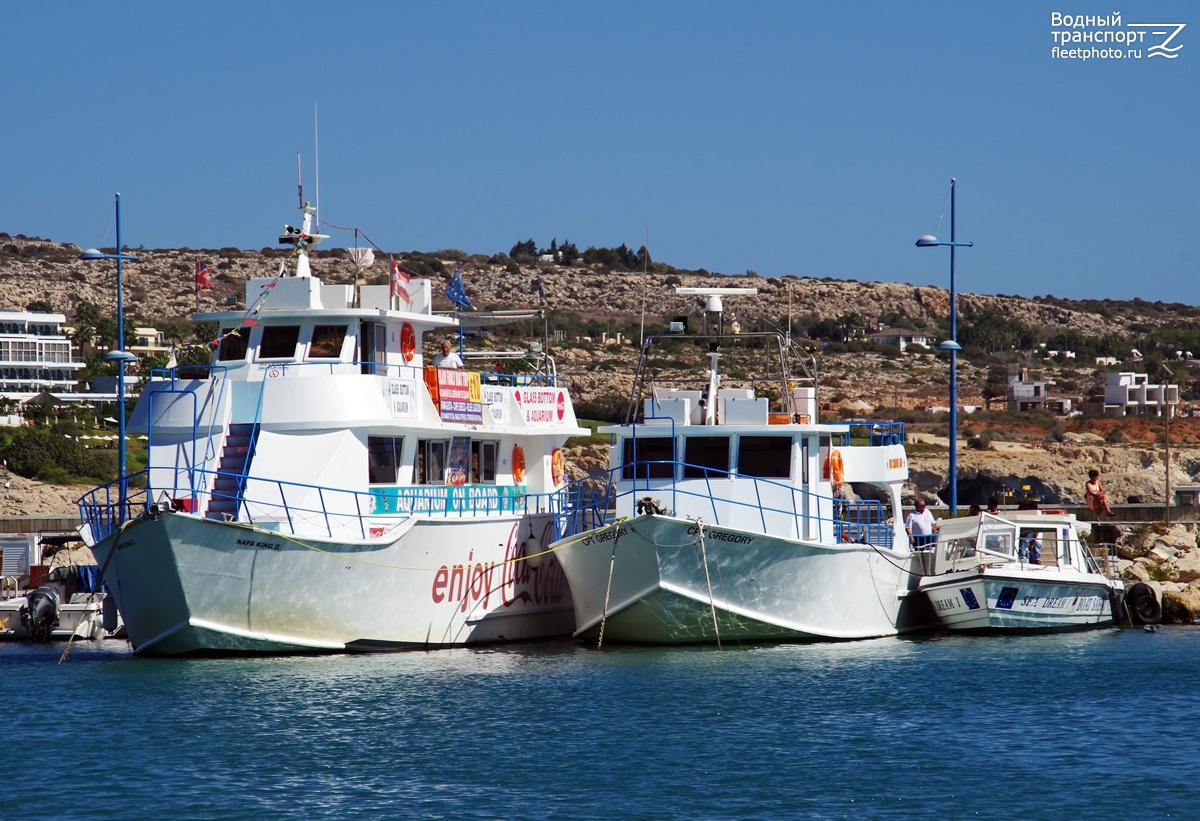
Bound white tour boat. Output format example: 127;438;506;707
916;509;1125;631
77;195;585;655
546;289;936;646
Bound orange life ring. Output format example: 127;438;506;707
400;323;416;363
551;448;565;484
513;445;526;484
823;449;845;486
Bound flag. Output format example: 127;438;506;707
389;257;410;301
446;268;472;310
166;347;178;370
195;261;213;299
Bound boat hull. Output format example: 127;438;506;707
88;511;572;655
552;514;932;644
919;571;1118;631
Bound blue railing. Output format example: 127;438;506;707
830;420;906;447
78;469;565;543
546;460;895;549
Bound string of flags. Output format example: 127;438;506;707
181;241;475;362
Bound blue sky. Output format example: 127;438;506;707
2;1;1196;302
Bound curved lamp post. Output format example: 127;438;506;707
916;178;973;515
80;193;139;523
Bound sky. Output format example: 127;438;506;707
2;1;1196;303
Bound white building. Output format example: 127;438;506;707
867;327;933;353
0;310;85;399
1103;371;1178;417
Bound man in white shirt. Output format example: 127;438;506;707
432;340;463;369
904;499;939;548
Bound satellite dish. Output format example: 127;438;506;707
348;248;375;268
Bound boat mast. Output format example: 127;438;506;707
279;153;329;278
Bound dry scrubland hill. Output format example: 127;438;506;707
3;231;1197;346
4;231;1200;503
5;230;1198;408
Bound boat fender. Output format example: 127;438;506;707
1125;582;1161;625
513;445;526;484
551;448;565;485
401;323;416;363
103;593;120;634
823;449;845;486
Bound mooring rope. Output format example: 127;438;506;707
695;520;721;649
596;526;621;651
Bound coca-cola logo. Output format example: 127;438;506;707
557;391;565;420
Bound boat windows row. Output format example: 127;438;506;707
218;324;349;363
621;434;820;481
369;435;499;486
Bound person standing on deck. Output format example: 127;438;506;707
433;340;463;369
905;499;939;548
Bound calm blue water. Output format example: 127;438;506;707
2;628;1196;819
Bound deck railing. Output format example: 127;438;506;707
547;461;894;548
78;469;563;543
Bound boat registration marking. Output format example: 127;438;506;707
686;525;753;544
579;526;628;547
235;538;282;551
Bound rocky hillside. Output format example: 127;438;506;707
6;229;1200;510
4;230;1200;345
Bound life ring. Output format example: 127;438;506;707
551;448;565;484
823;449;845;486
400;323;416;363
513;445;526;484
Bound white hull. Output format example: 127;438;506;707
920;570;1118;631
552;514;931;644
89;511;572;655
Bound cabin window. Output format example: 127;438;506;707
473;440;498;484
737;436;791;478
418;439;449;484
217;326;252;361
259;325;301;359
310;325;348;359
620;437;675;480
367;436;405;484
683;436;730;478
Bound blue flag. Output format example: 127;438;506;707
446;269;473;310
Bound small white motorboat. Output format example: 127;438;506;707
917;509;1125;631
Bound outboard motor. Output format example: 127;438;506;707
19;586;61;642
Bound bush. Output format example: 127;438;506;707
574;392;629;423
0;425;116;484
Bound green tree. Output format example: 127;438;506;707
558;240;579;266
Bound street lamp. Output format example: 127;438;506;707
916;178;973;515
80;193;139;523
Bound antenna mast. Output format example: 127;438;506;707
295;152;303;208
313;101;320;231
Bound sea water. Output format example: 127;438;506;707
2;628;1197;819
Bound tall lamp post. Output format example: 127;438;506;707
81;193;139;523
916;178;973;515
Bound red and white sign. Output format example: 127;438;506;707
514;388;566;425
